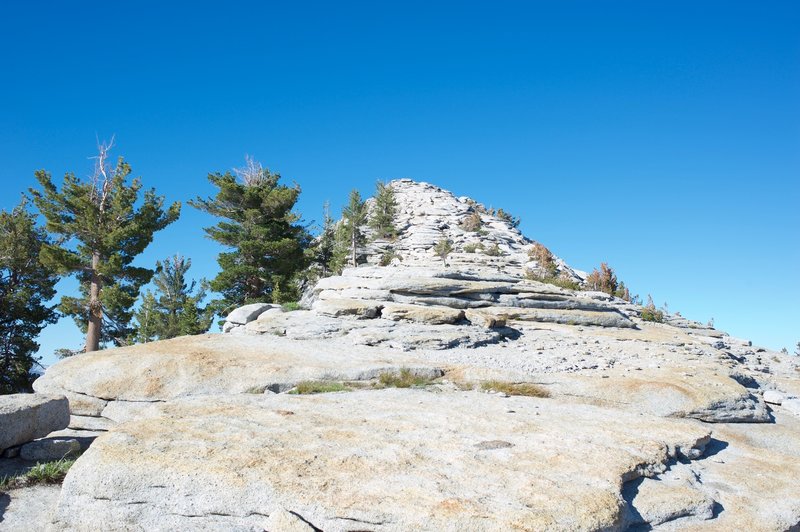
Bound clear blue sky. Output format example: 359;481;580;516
1;1;798;366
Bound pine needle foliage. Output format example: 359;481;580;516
190;163;312;312
133;255;213;342
369;181;398;239
0;199;58;393
332;189;368;271
30;145;180;351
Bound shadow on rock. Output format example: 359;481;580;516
0;492;9;523
699;438;729;460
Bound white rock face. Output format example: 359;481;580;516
0;394;70;452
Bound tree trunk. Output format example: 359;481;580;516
85;252;102;352
351;231;356;268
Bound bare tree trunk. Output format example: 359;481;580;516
85;251;102;352
351;231;356;268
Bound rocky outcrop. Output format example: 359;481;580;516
0;394;70;453
20;179;800;531
51;390;711;531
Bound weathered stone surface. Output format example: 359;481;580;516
464;309;505;328
763;390;784;405
20;437;81;461
0;485;61;532
34;334;442;404
545;370;769;423
312;298;382;319
51;390;711;531
68;415;115;432
263;508;316;531
0;394;70;452
225;303;277;325
381;302;464;324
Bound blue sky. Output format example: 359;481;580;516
1;1;798;366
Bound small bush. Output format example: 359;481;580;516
525;270;581;291
528;243;558;278
640;295;664;323
281;301;301;312
483;243;503;256
290;381;350;394
640;307;664;323
459;212;482;232
463;243;484;254
377;368;434;388
379;249;401;266
433;238;453;266
481;380;550;398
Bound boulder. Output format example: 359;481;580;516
763;390;784;405
381;302;464;324
0;394;70;452
33;334;443;403
223;303;277;330
20;437;81;461
464;309;506;328
312;298;382;319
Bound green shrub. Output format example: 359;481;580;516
481;380;550;398
525;270;581;291
433;238;453;266
640;295;664;323
640;307;664;323
379;249;401;266
463;243;483;253
281;301;301;312
290;381;350;394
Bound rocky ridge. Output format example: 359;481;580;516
11;180;800;531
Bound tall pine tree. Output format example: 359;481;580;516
30;142;180;351
313;201;337;278
0;199;58;393
332;189;368;271
132;255;212;342
190;158;311;312
369;180;398;239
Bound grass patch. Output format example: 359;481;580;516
481;380;550;398
281;301;302;312
377;368;435;389
289;381;350;394
0;457;76;491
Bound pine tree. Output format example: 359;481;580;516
132;255;212;342
434;237;453;266
369;181;398;239
314;201;337;277
133;291;160;343
190;159;311;312
336;189;368;269
585;262;619;295
30;142;180;351
0;199;58;393
528;243;558;278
